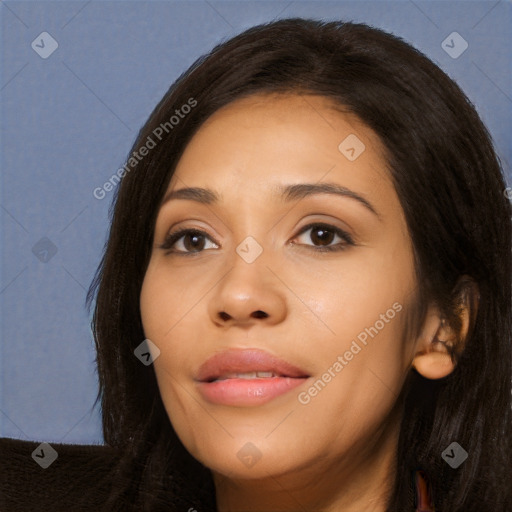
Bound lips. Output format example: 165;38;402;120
195;348;310;406
196;348;309;382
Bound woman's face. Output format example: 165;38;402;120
140;93;420;487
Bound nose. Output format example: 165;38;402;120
207;247;287;329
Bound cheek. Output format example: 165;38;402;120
294;307;409;457
294;247;411;355
140;258;200;339
139;263;194;384
293;252;413;422
140;265;204;449
140;263;165;338
139;263;189;398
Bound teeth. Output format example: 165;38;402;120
256;371;274;378
217;371;278;380
233;372;258;379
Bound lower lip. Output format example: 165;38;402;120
197;377;307;406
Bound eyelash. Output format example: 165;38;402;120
159;223;355;256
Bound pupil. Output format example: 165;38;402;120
313;227;333;246
185;233;204;252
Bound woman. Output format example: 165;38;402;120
2;17;510;512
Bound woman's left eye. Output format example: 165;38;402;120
292;223;354;252
159;223;354;256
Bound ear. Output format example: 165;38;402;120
412;276;479;380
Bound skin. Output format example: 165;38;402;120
139;93;462;511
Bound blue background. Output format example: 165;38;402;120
1;0;511;444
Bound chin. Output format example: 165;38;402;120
185;434;304;479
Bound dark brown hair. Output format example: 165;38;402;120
87;18;512;511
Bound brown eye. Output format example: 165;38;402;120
182;232;206;252
293;223;354;252
310;226;335;246
160;229;219;254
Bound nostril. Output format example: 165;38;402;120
252;310;268;319
218;312;231;321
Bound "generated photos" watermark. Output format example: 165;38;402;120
93;97;197;200
298;301;403;405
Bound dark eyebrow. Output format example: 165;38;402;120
276;182;379;217
162;187;219;205
161;182;379;218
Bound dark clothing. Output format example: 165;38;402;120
0;437;122;511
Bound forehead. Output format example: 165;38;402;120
166;92;395;210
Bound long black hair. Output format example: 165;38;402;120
87;18;512;511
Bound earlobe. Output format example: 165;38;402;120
412;311;456;380
412;347;455;380
411;276;479;380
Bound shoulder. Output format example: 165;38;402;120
0;436;122;511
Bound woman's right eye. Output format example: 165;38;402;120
159;228;219;255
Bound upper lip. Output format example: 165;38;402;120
196;348;310;382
